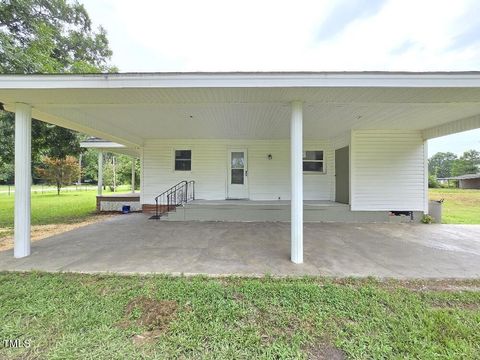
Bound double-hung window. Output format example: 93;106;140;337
303;150;324;173
174;150;191;171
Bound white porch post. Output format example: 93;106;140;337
97;152;103;196
131;158;136;193
14;103;32;258
290;100;303;264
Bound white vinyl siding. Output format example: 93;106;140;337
351;130;426;211
141;139;335;204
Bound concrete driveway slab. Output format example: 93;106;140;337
1;214;479;278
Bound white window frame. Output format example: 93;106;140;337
173;148;192;172
303;150;326;174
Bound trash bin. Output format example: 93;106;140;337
122;205;131;214
428;200;443;223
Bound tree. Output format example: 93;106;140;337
116;154;139;189
451;150;479;176
428;152;457;178
460;150;480;166
35;156;80;195
0;0;116;180
0;162;14;184
102;154;117;192
80;148;101;183
0;0;115;74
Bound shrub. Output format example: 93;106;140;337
428;175;440;188
421;214;434;224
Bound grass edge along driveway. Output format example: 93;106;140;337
1;273;479;359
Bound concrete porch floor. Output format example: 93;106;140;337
1;214;480;278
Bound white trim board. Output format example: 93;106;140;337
2;72;480;90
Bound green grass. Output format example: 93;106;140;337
0;185;132;230
0;191;96;229
429;188;480;224
0;274;479;359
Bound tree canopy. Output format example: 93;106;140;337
0;0;116;73
0;0;116;184
429;150;480;179
35;155;80;194
428;152;457;178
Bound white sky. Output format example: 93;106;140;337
81;0;480;156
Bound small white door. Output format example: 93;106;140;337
227;149;248;199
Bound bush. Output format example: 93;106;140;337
421;214;434;224
428;175;440;188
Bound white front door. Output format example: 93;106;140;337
227;149;248;199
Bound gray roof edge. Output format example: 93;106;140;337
2;71;480;77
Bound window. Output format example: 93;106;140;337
303;151;324;173
231;151;245;184
174;150;191;171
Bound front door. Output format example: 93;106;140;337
227;149;248;199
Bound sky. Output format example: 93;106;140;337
81;0;480;156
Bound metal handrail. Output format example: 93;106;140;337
152;180;195;219
154;180;187;202
187;180;195;202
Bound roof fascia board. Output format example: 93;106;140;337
80;141;126;148
79;143;140;157
2;73;480;89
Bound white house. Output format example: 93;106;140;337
1;72;480;264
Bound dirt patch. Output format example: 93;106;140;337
131;329;165;346
120;297;178;345
305;340;346;360
0;215;116;251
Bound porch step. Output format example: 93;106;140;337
163;201;422;223
142;204;177;214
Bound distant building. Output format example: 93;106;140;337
446;174;480;189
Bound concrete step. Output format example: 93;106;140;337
162;203;421;223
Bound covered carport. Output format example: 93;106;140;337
1;72;480;263
80;137;141;212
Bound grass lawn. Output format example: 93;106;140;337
0;273;479;359
0;191;97;230
0;185;132;237
429;188;480;224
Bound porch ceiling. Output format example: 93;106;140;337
1;72;480;146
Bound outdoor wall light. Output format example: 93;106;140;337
267;154;272;160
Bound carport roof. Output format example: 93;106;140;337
80;137;139;158
1;71;480;147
